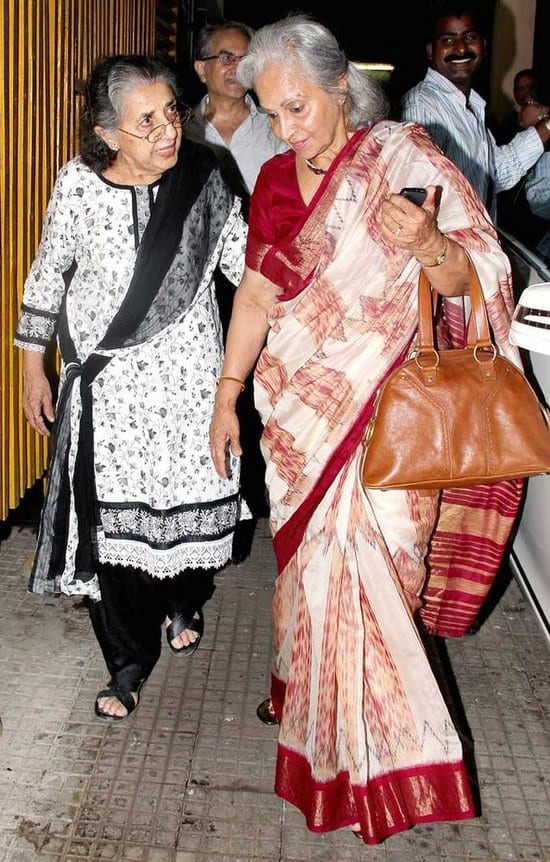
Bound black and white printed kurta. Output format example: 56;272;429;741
15;157;249;599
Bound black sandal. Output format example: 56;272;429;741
94;679;144;723
166;610;204;656
256;698;279;726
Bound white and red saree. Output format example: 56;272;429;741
246;122;522;843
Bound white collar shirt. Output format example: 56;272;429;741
401;67;543;221
186;93;288;195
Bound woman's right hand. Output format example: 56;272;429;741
209;266;275;478
22;351;55;436
209;385;243;479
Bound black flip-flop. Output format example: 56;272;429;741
166;610;204;656
94;679;144;723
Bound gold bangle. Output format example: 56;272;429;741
422;233;448;267
217;375;245;392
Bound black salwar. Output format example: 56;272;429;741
88;564;217;691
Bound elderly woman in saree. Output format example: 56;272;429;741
15;54;249;722
209;14;523;846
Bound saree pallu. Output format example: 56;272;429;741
248;122;521;843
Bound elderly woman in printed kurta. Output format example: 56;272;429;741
15;55;249;722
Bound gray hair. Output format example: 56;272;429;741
80;55;179;170
195;20;254;60
236;15;389;130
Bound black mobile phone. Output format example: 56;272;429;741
400;187;427;206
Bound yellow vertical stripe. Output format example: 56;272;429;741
0;0;158;520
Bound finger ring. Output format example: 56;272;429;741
394;225;403;236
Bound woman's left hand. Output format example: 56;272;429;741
379;185;444;260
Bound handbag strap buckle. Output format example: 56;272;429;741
414;348;440;369
474;343;497;379
414;348;440;385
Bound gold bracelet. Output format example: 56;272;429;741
422;233;448;267
217;375;245;392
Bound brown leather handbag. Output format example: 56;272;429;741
361;260;550;491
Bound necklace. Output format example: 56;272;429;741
305;158;327;176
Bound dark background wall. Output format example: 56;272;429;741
222;0;497;108
222;1;427;68
534;0;550;95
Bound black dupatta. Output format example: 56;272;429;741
29;140;233;594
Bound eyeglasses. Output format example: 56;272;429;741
118;105;193;144
200;51;246;66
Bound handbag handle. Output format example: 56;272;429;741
417;255;495;355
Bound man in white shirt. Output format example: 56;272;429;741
400;3;550;222
185;20;287;201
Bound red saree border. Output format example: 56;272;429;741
275;744;475;844
270;673;285;722
422;478;524;636
255;128;368;303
